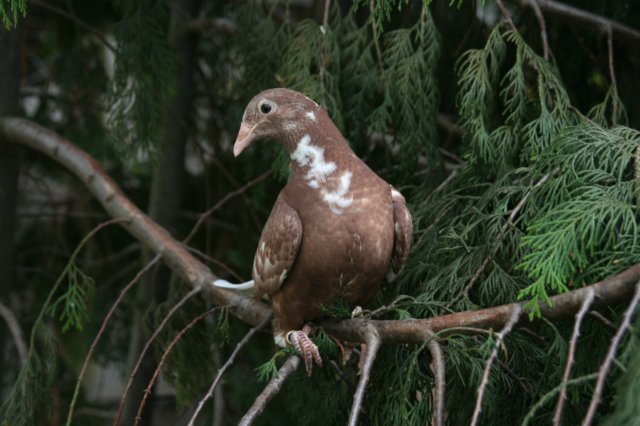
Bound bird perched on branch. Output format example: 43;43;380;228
214;88;412;374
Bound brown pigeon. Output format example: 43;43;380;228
214;88;412;374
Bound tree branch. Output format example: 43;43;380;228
188;315;271;426
583;280;640;426
0;117;271;329
321;263;640;344
0;301;27;366
238;356;300;426
553;288;595;426
470;305;521;426
348;325;381;426
427;331;446;426
515;0;640;49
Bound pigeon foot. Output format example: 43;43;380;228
286;324;323;376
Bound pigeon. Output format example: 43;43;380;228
214;88;412;374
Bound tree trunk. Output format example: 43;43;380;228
123;0;203;424
0;18;23;376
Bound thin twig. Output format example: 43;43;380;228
183;170;271;244
553;287;595;426
323;0;331;30
348;324;381;426
588;310;616;332
113;286;202;425
525;0;550;59
606;25;620;124
66;254;161;425
186;245;244;282
426;330;445;426
495;0;519;33
238;356;300;426
582;281;640;426
370;0;384;73
518;0;640;48
188;315;271;426
28;0;116;53
0;302;27;366
449;173;552;307
433;168;459;194
470;305;522;426
134;306;226;426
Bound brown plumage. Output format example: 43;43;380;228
223;88;412;374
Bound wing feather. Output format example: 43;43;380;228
386;188;412;282
253;196;302;298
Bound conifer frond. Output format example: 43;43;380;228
47;262;94;333
0;0;25;29
108;0;174;156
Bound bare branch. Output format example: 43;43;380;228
134;306;225;426
114;286;201;425
553;287;595;426
0;302;27;365
426;331;446;426
324;263;640;344
525;0;550;59
0;118;271;329
582;281;640;426
238;356;301;426
470;305;522;426
183;170;271;244
66;254;161;425
188;315;271;426
495;0;519;34
348;324;381;426
449;172;552;307
513;0;640;49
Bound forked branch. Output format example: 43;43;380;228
348;325;381;426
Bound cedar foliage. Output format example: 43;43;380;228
2;0;640;425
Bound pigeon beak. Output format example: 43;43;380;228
233;122;257;157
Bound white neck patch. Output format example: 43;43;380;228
291;134;352;214
291;134;336;187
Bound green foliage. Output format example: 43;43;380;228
108;0;174;156
1;222;110;425
47;262;95;333
255;351;283;383
0;0;25;29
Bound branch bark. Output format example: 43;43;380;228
348;325;381;426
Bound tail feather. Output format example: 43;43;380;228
212;279;255;290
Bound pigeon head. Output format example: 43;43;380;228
233;88;322;157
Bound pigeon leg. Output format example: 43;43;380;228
286;324;323;376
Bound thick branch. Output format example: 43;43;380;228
321;263;640;343
0;118;271;328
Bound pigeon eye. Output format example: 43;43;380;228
259;101;273;114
